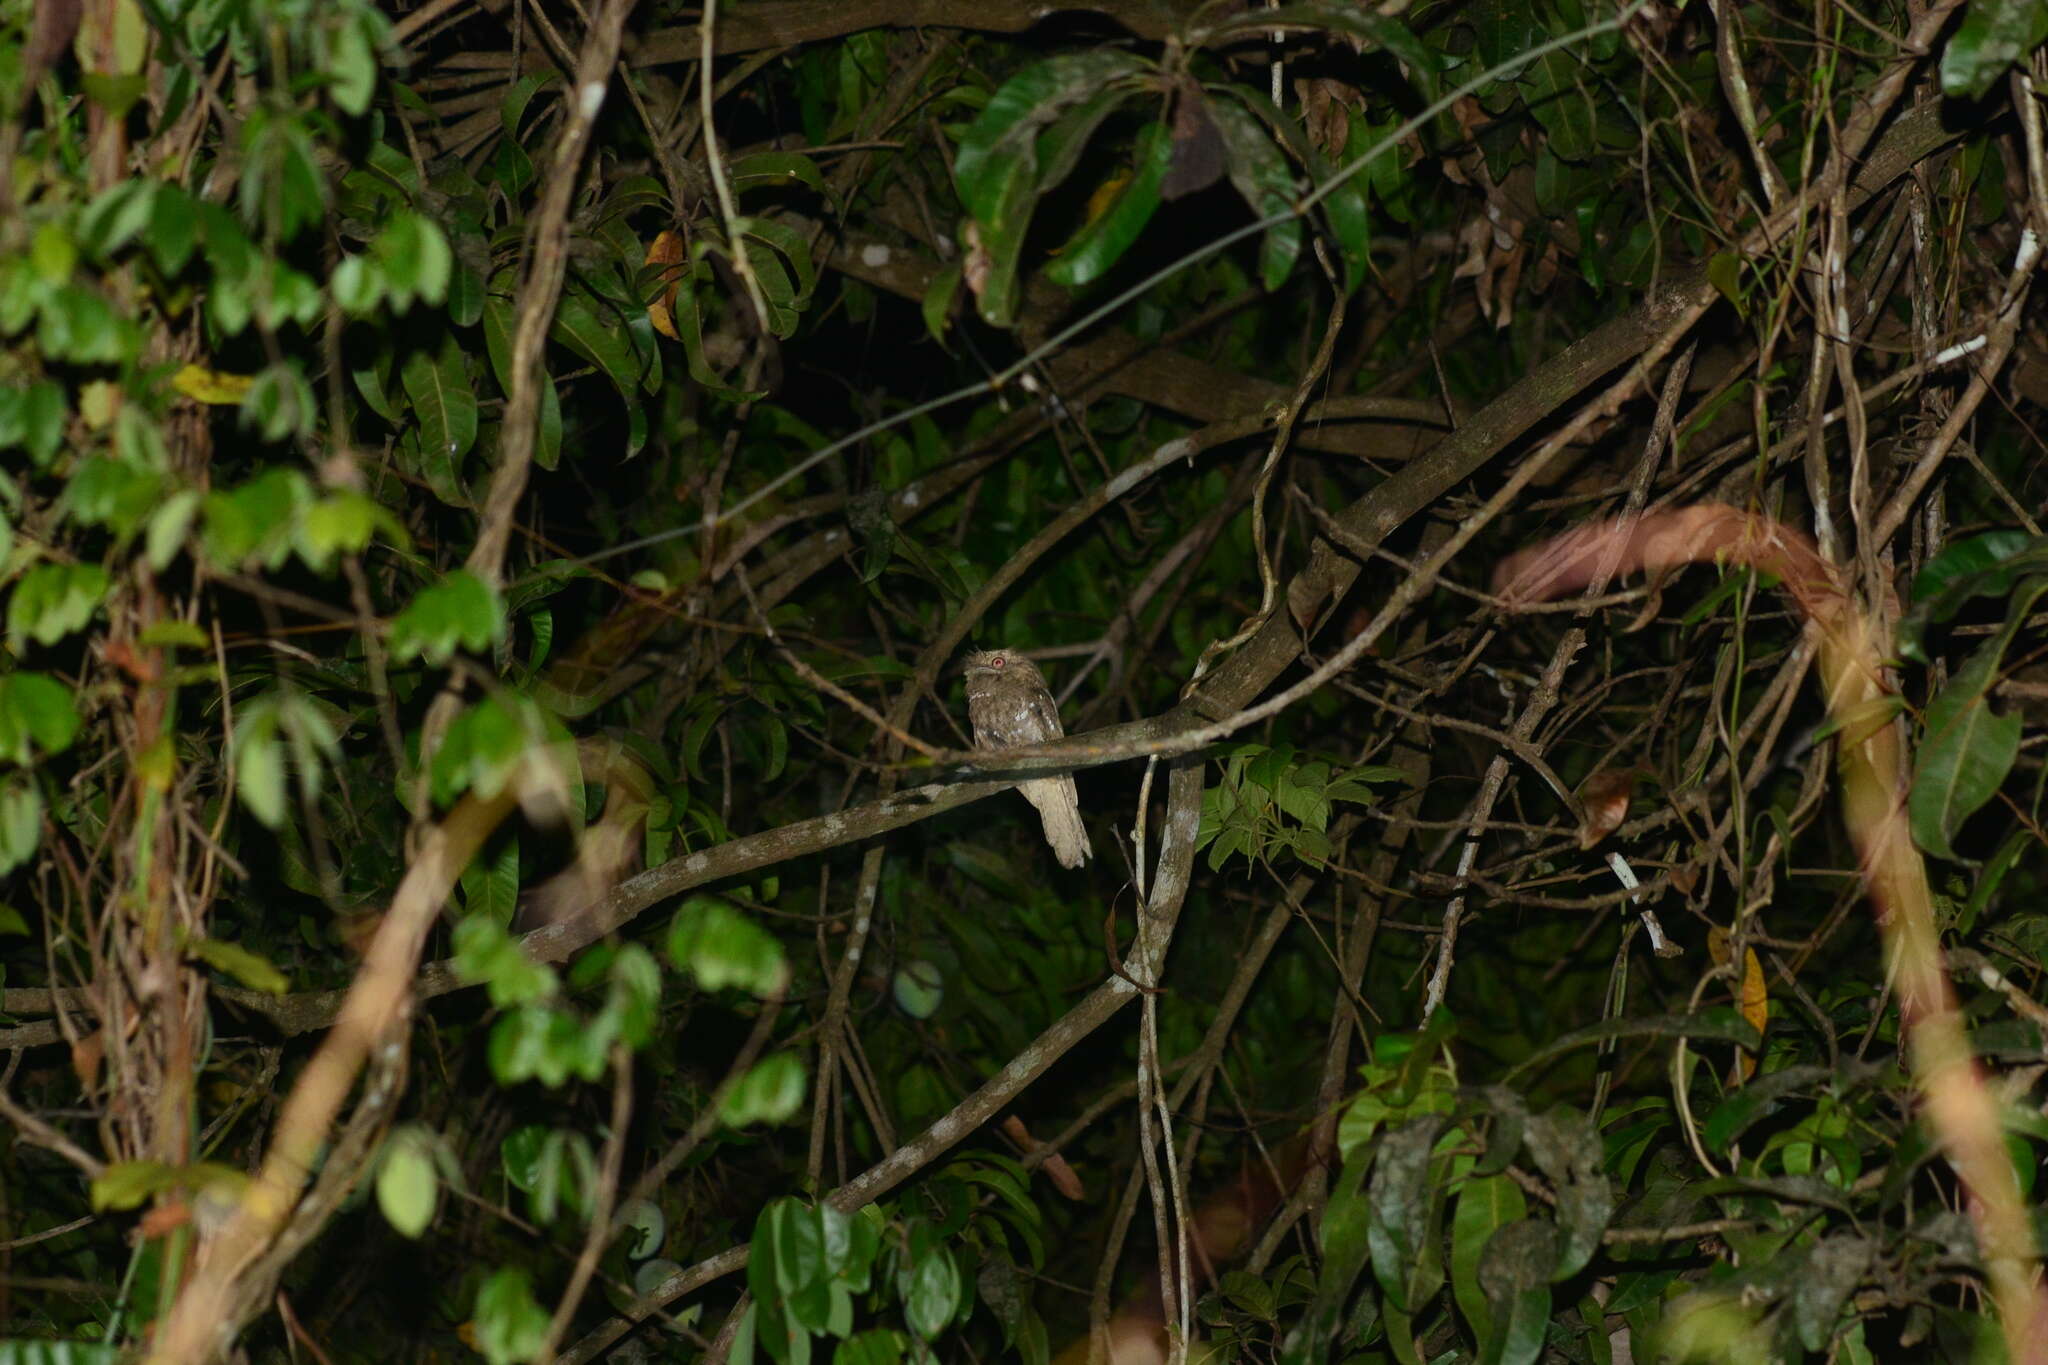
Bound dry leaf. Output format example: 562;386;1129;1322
1707;927;1769;1082
961;220;992;300
139;1201;193;1239
71;1027;105;1090
171;364;254;405
1295;78;1361;161
644;230;687;341
1576;769;1636;849
1163;78;1226;201
1002;1115;1084;1200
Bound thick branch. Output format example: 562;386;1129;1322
627;0;1188;64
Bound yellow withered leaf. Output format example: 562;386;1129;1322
1707;926;1770;1082
172;364;254;404
645;230;686;341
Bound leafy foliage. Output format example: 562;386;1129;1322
3;0;2048;1362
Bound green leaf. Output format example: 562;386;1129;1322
325;18;378;114
1521;42;1596;162
472;1268;550;1365
200;470;309;573
742;217;818;315
460;835;521;927
295;490;406;572
1294;1138;1376;1357
488;1005;587;1088
1790;1235;1871;1351
501;74;552;136
1210;97;1303;290
1034;87;1136;197
1707;250;1744;312
0;673;83;765
952;52;1149;221
1700;1066;1833;1152
430;695;542;805
920;262;963;347
90;1159;178;1211
621;1197;667;1259
902;1246;962;1341
240;107;329;242
1909;572;2046;857
148;184;201;275
1941;0;2048;98
1452;1174;1526;1341
389;569;506;666
952;52;1147;327
14;382;66;466
601;943;662;1050
145;490;201;571
401;336;478;470
502;336;544;442
1211;4;1437;77
665;266;766;398
377;1128;440;1239
1368;1115;1448;1313
1521;1109;1610;1280
1505;1009;1760;1082
0;778;45;876
0;1340;117;1364
1961;828;2032;934
26;223;71;289
668;896;791;997
63;455;164;536
892;961;945;1019
529;1130;598;1221
500;1124;548;1191
453;915;558;1007
721;1051;807;1126
833;1330;906;1365
730;150;829;198
447;255;485;328
748;1198;794;1301
243;360;316;442
1315;147;1371;295
187;937;290;993
1045;122;1172;288
1898;531;2048;661
233;699;287;828
1911;641;2024;860
551;291;644;402
79;179;158;258
331;254;383;316
7;561;110;647
1475;1219;1556;1365
350;347;401;422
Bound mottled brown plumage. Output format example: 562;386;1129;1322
962;649;1090;868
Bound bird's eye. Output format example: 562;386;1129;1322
991;656;1005;668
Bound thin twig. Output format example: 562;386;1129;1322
535;1046;635;1363
467;0;642;585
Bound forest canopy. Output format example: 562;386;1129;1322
4;0;2048;1362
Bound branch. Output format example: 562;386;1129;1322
2;95;1973;1049
627;0;1187;64
1495;504;2048;1363
466;0;640;586
557;759;1208;1364
144;786;520;1364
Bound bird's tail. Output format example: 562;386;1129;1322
1028;777;1091;868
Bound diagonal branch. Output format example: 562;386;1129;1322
466;0;641;586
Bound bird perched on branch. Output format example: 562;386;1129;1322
962;649;1091;869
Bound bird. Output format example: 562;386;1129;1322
962;649;1091;868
